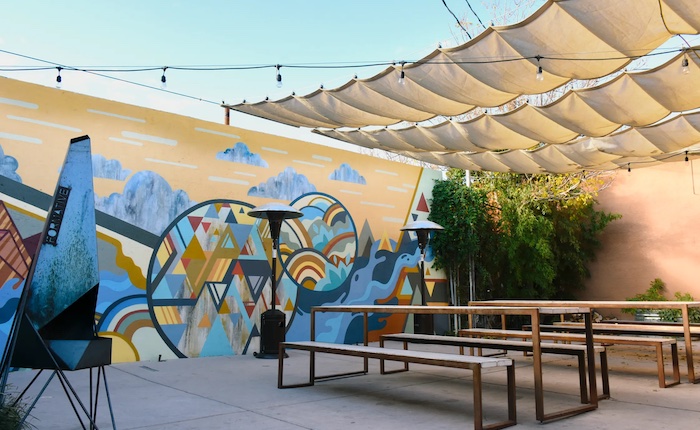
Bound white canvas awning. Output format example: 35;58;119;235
230;0;700;173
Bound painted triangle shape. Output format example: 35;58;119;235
188;216;203;230
225;210;238;224
400;276;413;296
378;231;394;252
152;280;174;299
160;323;187;346
206;282;229;311
165;273;187;297
229;224;254;251
416;194;429;212
200;316;234;357
204;204;219;218
222;234;235;250
244;302;256;318
182;238;205;260
198;314;212;328
231;261;244;276
219;300;231;314
426;281;435;296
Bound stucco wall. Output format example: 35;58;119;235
583;162;700;305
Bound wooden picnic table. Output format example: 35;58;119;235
469;300;700;384
311;304;595;423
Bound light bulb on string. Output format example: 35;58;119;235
398;62;406;85
55;67;62;88
627;163;631;173
682;56;690;74
686;150;689;162
535;56;544;82
275;65;282;88
160;67;167;89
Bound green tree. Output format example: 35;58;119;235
429;169;492;306
429;170;619;303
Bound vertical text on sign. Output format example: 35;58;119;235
44;186;71;246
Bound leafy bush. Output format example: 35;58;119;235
622;278;700;323
0;387;33;430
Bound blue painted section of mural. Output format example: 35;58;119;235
248;167;317;200
95;170;196;235
329;163;366;185
216;142;269;167
0;278;23;360
0;145;21;183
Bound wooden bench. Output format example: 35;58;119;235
600;320;700;328
552;321;700;338
279;341;516;430
381;333;609;404
459;328;680;388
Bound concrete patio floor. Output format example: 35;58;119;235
6;343;700;429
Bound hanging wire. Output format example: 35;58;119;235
0;46;691;74
0;45;694;110
441;0;472;39
464;0;487;30
0;49;221;106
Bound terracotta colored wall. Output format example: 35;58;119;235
583;161;700;305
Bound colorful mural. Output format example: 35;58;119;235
0;202;31;367
0;77;446;363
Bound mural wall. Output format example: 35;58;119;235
0;77;446;362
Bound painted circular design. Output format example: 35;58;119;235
146;200;297;357
282;193;358;292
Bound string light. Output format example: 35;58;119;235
535;55;544;82
627;163;631;173
275;65;282;88
398;62;406;85
685;150;689;162
55;67;62;88
682;56;690;74
160;67;167;89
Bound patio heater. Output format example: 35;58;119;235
248;202;303;359
401;220;444;335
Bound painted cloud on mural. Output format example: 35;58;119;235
92;154;131;180
0;145;21;183
216;142;269;167
95;170;196;235
248;166;316;200
329;163;366;185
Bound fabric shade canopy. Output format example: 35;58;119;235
230;0;700;173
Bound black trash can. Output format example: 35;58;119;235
414;313;434;334
255;309;286;358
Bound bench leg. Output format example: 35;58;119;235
478;363;517;430
671;343;681;385
576;350;610;403
278;345;315;389
599;350;610;400
473;367;483;430
576;352;588;404
657;343;681;388
379;339;409;375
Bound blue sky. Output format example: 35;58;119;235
0;1;544;145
